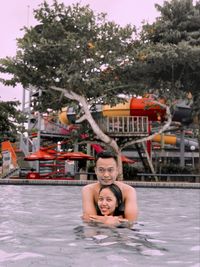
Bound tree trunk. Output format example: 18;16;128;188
76;95;124;179
51;87;124;179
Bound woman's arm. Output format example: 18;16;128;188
88;215;133;228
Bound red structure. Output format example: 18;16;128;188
130;98;166;121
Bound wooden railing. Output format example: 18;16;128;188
97;116;149;136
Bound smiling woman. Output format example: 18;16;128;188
97;184;124;217
93;184;131;227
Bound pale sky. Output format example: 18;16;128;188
0;0;164;102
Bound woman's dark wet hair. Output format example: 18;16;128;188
95;151;118;165
98;184;124;216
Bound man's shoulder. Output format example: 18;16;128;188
115;181;132;188
115;181;135;193
82;182;99;192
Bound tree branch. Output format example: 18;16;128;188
76;114;87;123
51;85;120;153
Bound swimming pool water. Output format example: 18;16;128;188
0;185;199;267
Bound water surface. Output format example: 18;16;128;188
0;185;199;267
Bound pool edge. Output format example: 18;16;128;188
0;179;199;189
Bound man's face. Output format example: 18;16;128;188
95;157;118;185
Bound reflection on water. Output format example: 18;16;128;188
0;185;199;267
74;223;168;255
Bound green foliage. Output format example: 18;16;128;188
0;1;137;112
142;0;200;45
139;0;200;173
0;100;26;143
1;0;200;110
137;0;200;113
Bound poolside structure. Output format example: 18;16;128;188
0;87;199;180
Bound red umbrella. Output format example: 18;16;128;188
46;149;58;154
57;151;94;161
46;150;70;157
121;155;135;164
24;150;56;161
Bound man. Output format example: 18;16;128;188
82;151;138;226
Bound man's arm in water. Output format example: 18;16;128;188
82;184;97;221
123;185;138;222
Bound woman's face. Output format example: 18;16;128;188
97;187;118;216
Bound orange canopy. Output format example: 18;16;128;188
24;150;56;161
57;151;94;161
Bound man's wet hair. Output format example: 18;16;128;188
95;151;118;165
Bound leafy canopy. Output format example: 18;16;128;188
136;0;200;108
0;1;138;111
0;101;26;143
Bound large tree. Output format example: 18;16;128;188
0;1;172;177
135;0;200;172
140;0;200;95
